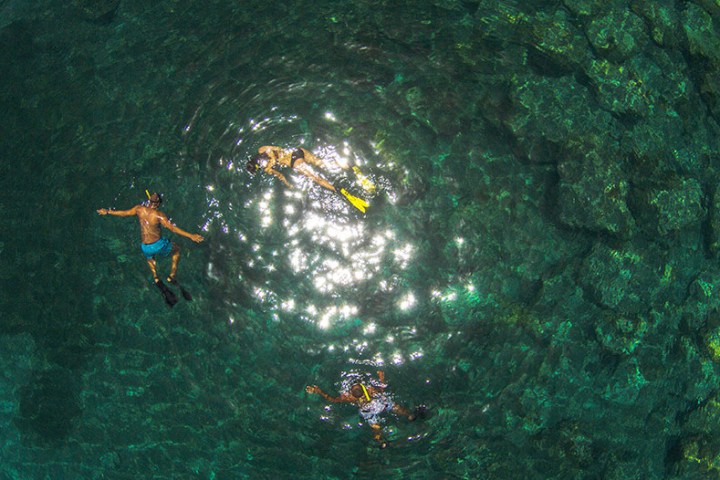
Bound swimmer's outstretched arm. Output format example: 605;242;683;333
362;371;388;397
158;213;204;243
375;370;388;391
97;206;138;217
305;385;354;403
265;166;293;188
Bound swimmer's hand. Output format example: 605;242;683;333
97;208;108;215
190;234;204;243
305;385;320;394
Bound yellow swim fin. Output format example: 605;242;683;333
352;166;376;194
340;188;369;214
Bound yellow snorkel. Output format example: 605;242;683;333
360;384;371;402
145;189;151;200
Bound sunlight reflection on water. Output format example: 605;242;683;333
237;173;419;334
187;76;428;369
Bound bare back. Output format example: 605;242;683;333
259;146;292;168
136;205;169;244
258;146;324;169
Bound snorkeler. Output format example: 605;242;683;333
305;370;426;448
97;192;204;307
246;145;370;213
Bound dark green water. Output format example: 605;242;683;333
3;0;720;478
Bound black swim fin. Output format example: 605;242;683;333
168;277;192;301
155;280;178;307
412;405;428;420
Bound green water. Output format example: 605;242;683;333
3;0;720;478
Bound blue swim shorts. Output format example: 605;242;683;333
141;237;173;259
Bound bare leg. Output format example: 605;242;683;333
392;403;415;420
300;150;324;168
168;243;181;281
370;424;386;448
297;167;337;193
146;259;160;282
304;149;350;171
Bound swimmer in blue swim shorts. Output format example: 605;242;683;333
306;370;425;448
97;192;204;306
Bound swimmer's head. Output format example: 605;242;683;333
148;193;162;207
350;384;366;399
246;153;269;174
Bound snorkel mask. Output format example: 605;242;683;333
246;153;269;174
145;189;162;207
360;384;371;401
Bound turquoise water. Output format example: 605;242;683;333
3;0;720;478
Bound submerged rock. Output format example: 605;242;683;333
672;384;720;478
682;2;720;67
710;188;720;256
586;57;654;116
586;8;647;62
563;0;616;17
595;312;649;355
672;436;720;479
630;0;683;48
558;148;635;236
72;0;120;23
700;67;720;119
683;269;720;331
602;357;647;405
629;175;705;236
578;241;672;314
528;8;591;72
503;75;617;164
626;116;711;181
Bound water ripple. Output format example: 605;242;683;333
181;53;423;370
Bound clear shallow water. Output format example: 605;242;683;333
2;0;717;478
